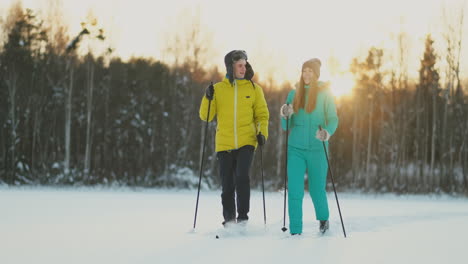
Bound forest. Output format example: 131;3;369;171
1;2;467;195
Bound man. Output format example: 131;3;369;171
199;50;269;226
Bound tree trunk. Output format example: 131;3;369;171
424;96;430;190
463;117;468;193
430;87;437;187
7;70;18;185
352;96;360;186
365;97;373;190
84;60;94;181
415;87;422;189
449;132;454;192
64;64;73;175
1;124;4;183
103;74;111;183
441;97;449;190
277;110;284;185
32;107;41;181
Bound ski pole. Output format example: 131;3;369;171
281;108;290;232
193;82;213;230
319;125;346;238
259;132;266;225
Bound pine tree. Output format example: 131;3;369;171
416;34;440;191
0;5;47;184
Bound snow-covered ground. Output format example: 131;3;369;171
1;187;467;264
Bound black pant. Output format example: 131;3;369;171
217;145;254;222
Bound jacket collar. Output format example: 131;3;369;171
222;77;251;86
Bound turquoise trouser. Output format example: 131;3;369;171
288;145;329;234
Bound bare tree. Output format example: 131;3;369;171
389;29;410;190
162;7;216;177
349;48;384;190
441;2;465;191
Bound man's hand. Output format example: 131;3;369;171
205;83;214;100
257;133;266;146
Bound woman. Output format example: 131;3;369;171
280;58;338;235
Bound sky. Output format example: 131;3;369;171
1;187;468;264
1;0;467;96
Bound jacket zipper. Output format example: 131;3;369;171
234;80;238;149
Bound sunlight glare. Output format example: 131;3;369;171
329;73;355;98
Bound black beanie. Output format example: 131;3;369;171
302;58;321;79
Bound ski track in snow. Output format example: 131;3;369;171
1;187;467;264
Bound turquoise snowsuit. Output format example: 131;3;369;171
281;83;339;234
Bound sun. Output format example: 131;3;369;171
329;73;355;98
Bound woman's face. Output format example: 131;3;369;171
302;67;317;85
233;59;246;79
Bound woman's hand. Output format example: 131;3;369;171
315;129;330;141
280;104;294;118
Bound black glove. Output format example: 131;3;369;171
205;83;214;100
257;133;266;146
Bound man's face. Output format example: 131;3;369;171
233;59;246;79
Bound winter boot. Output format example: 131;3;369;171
222;219;236;228
319;220;329;234
236;215;248;227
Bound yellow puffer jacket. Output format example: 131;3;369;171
199;77;269;152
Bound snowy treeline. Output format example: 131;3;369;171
0;4;467;194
